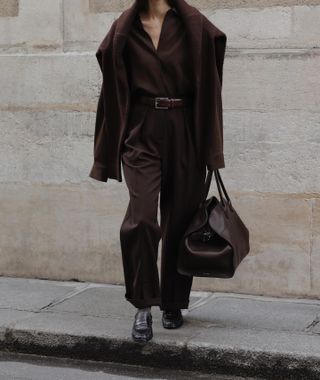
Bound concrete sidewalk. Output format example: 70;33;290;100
0;276;319;379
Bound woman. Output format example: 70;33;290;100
89;0;227;343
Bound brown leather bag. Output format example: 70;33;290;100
177;169;250;278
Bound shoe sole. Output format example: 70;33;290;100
132;330;153;342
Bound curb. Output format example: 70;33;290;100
1;327;320;380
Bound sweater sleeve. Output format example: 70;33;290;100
88;82;109;182
88;20;118;182
205;29;227;171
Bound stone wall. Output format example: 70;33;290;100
0;0;319;298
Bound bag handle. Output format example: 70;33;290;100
203;169;231;207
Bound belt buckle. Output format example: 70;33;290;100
155;97;170;109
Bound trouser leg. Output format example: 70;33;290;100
159;106;206;311
120;104;162;309
119;102;206;311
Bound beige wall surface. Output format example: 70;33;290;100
0;0;319;298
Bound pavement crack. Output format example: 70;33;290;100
304;315;320;332
39;283;91;310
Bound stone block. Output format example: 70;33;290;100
0;53;99;109
0;0;62;53
192;0;320;9
0;0;19;17
193;193;312;297
64;0;120;52
0;277;82;310
0;110;97;183
0;183;127;283
310;199;320;296
187;295;320;331
292;5;320;46
224;50;320;112
0;186;313;298
69;3;320;50
89;0;131;13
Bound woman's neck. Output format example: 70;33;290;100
145;0;172;18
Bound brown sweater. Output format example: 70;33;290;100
88;0;227;182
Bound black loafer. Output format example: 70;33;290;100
162;309;183;329
132;309;153;342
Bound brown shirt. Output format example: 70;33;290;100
123;7;194;98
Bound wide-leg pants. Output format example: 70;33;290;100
120;100;207;311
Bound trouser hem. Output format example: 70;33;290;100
125;296;190;310
126;296;161;309
160;300;190;311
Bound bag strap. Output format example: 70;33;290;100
203;169;213;200
203;169;231;207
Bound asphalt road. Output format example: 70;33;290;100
0;352;262;380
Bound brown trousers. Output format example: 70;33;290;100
120;100;206;311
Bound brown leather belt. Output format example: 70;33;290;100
133;95;193;109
